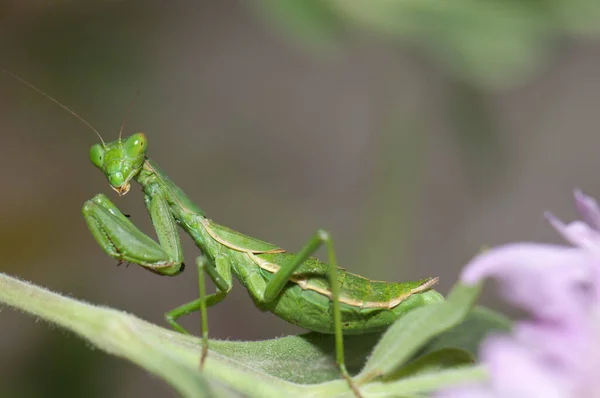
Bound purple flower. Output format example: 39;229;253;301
545;190;600;253
437;190;600;398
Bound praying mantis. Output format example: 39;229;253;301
3;69;444;398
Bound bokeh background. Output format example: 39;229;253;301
1;1;600;397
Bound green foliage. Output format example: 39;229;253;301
256;0;600;87
357;283;482;382
0;272;508;397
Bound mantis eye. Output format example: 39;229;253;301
89;144;104;169
124;132;147;157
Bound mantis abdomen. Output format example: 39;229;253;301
254;254;441;334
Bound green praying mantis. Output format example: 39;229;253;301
3;69;444;398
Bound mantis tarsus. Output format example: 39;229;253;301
3;69;444;398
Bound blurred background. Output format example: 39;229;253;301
1;0;600;396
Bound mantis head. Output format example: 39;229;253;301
0;69;146;196
89;133;147;196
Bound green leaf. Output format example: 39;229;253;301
0;271;492;397
423;306;511;359
383;348;475;381
0;272;216;398
357;283;481;383
1;271;433;398
0;272;350;397
210;332;383;384
361;365;487;396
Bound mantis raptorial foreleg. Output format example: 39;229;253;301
82;193;183;274
263;229;362;398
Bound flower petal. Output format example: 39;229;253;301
460;243;598;322
546;212;600;252
574;190;600;231
513;321;591;384
482;335;569;398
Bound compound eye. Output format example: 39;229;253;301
124;132;147;157
89;144;104;169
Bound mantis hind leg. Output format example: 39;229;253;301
263;229;363;398
165;255;232;368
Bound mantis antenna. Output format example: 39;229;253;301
118;89;140;141
0;68;106;146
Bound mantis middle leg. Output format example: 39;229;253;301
165;254;233;368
